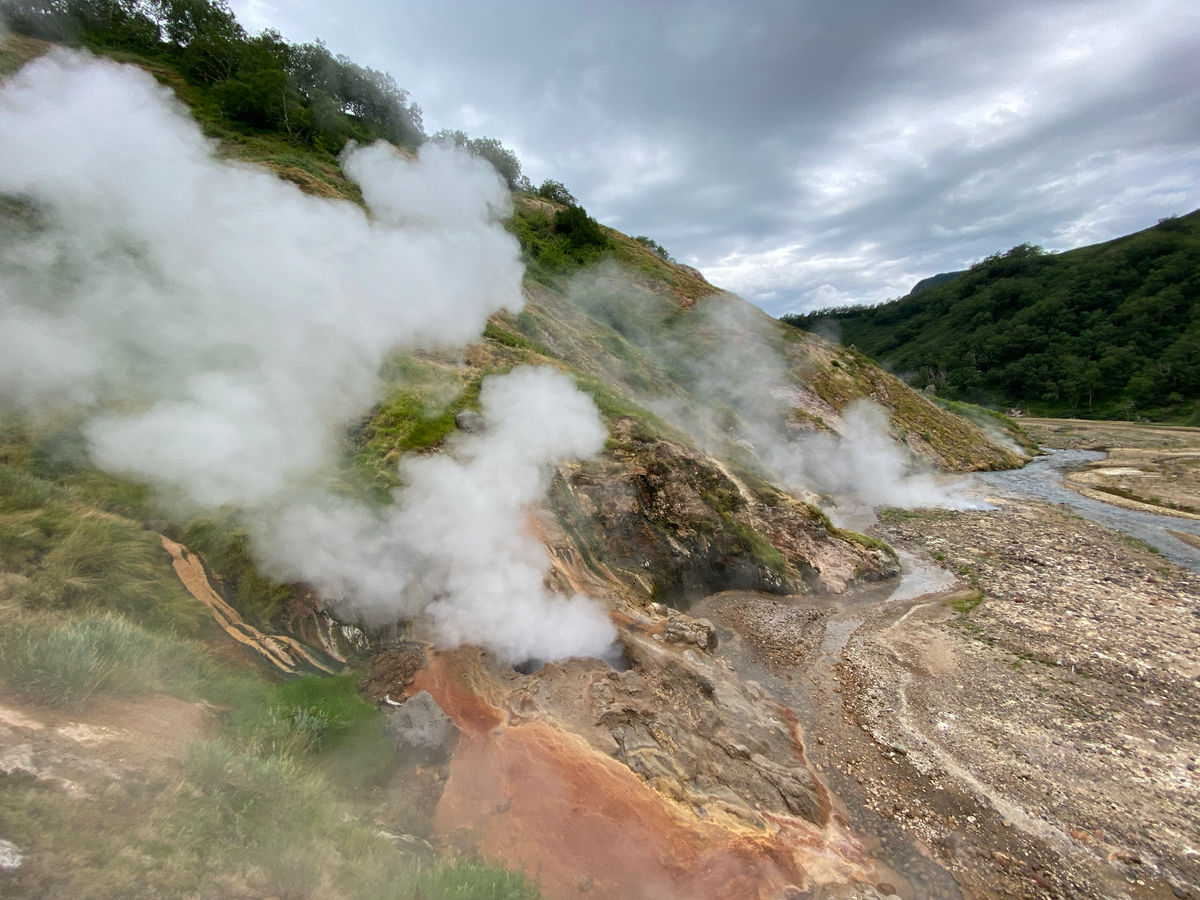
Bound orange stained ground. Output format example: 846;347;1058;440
410;653;863;900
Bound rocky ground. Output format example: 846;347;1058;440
858;499;1197;899
699;419;1200;900
708;495;1199;898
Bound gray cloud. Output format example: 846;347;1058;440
231;1;1200;314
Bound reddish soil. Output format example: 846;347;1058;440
411;653;844;900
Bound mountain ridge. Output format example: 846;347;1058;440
784;211;1200;423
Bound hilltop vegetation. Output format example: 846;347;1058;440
783;212;1200;423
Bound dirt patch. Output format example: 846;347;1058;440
0;690;214;783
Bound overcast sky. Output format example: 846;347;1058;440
229;0;1200;316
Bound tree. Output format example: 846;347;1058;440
430;131;524;191
633;235;673;262
464;136;522;190
536;179;576;205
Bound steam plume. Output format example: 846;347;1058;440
566;262;972;520
254;367;616;663
0;50;615;662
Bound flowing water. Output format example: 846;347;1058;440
973;449;1200;573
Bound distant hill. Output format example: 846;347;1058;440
907;270;966;296
783;212;1200;423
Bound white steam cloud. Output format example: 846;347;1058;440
567;262;973;522
254;367;615;663
0;50;616;662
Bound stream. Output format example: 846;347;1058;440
972;449;1200;573
697;448;1200;896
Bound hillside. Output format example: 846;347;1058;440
783;212;1200;424
0;24;1035;900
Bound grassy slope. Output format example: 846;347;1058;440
785;212;1200;423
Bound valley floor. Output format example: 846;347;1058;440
707;420;1200;899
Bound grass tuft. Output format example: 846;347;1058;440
0;613;204;709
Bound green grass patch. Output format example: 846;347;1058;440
6;507;212;635
0;612;206;710
411;857;542;900
830;526;894;555
877;507;926;524
729;521;786;572
483;321;555;358
572;373;682;445
932;397;1039;454
352;373;483;488
951;590;985;614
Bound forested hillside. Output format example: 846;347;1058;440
783;211;1200;423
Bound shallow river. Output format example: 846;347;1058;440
972;449;1200;573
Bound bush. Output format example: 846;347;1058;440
535;179;576;205
553;204;607;250
271;674;379;753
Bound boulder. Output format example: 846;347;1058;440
454;410;484;433
385;690;460;764
662;615;718;651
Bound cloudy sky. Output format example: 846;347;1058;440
229;0;1200;316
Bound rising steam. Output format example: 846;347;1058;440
0;50;615;662
566;262;974;522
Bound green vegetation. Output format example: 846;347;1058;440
2;0;424;152
633;234;674;262
411;858;542;900
951;590;985;614
0;612;203;709
1;0;538;208
830;526;893;555
783;212;1200;423
730;520;786;572
431;129;526;190
0;437;537;896
0;468;212;635
508;202;612;285
931;397;1039;454
0;606;538;896
534;178;576;205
